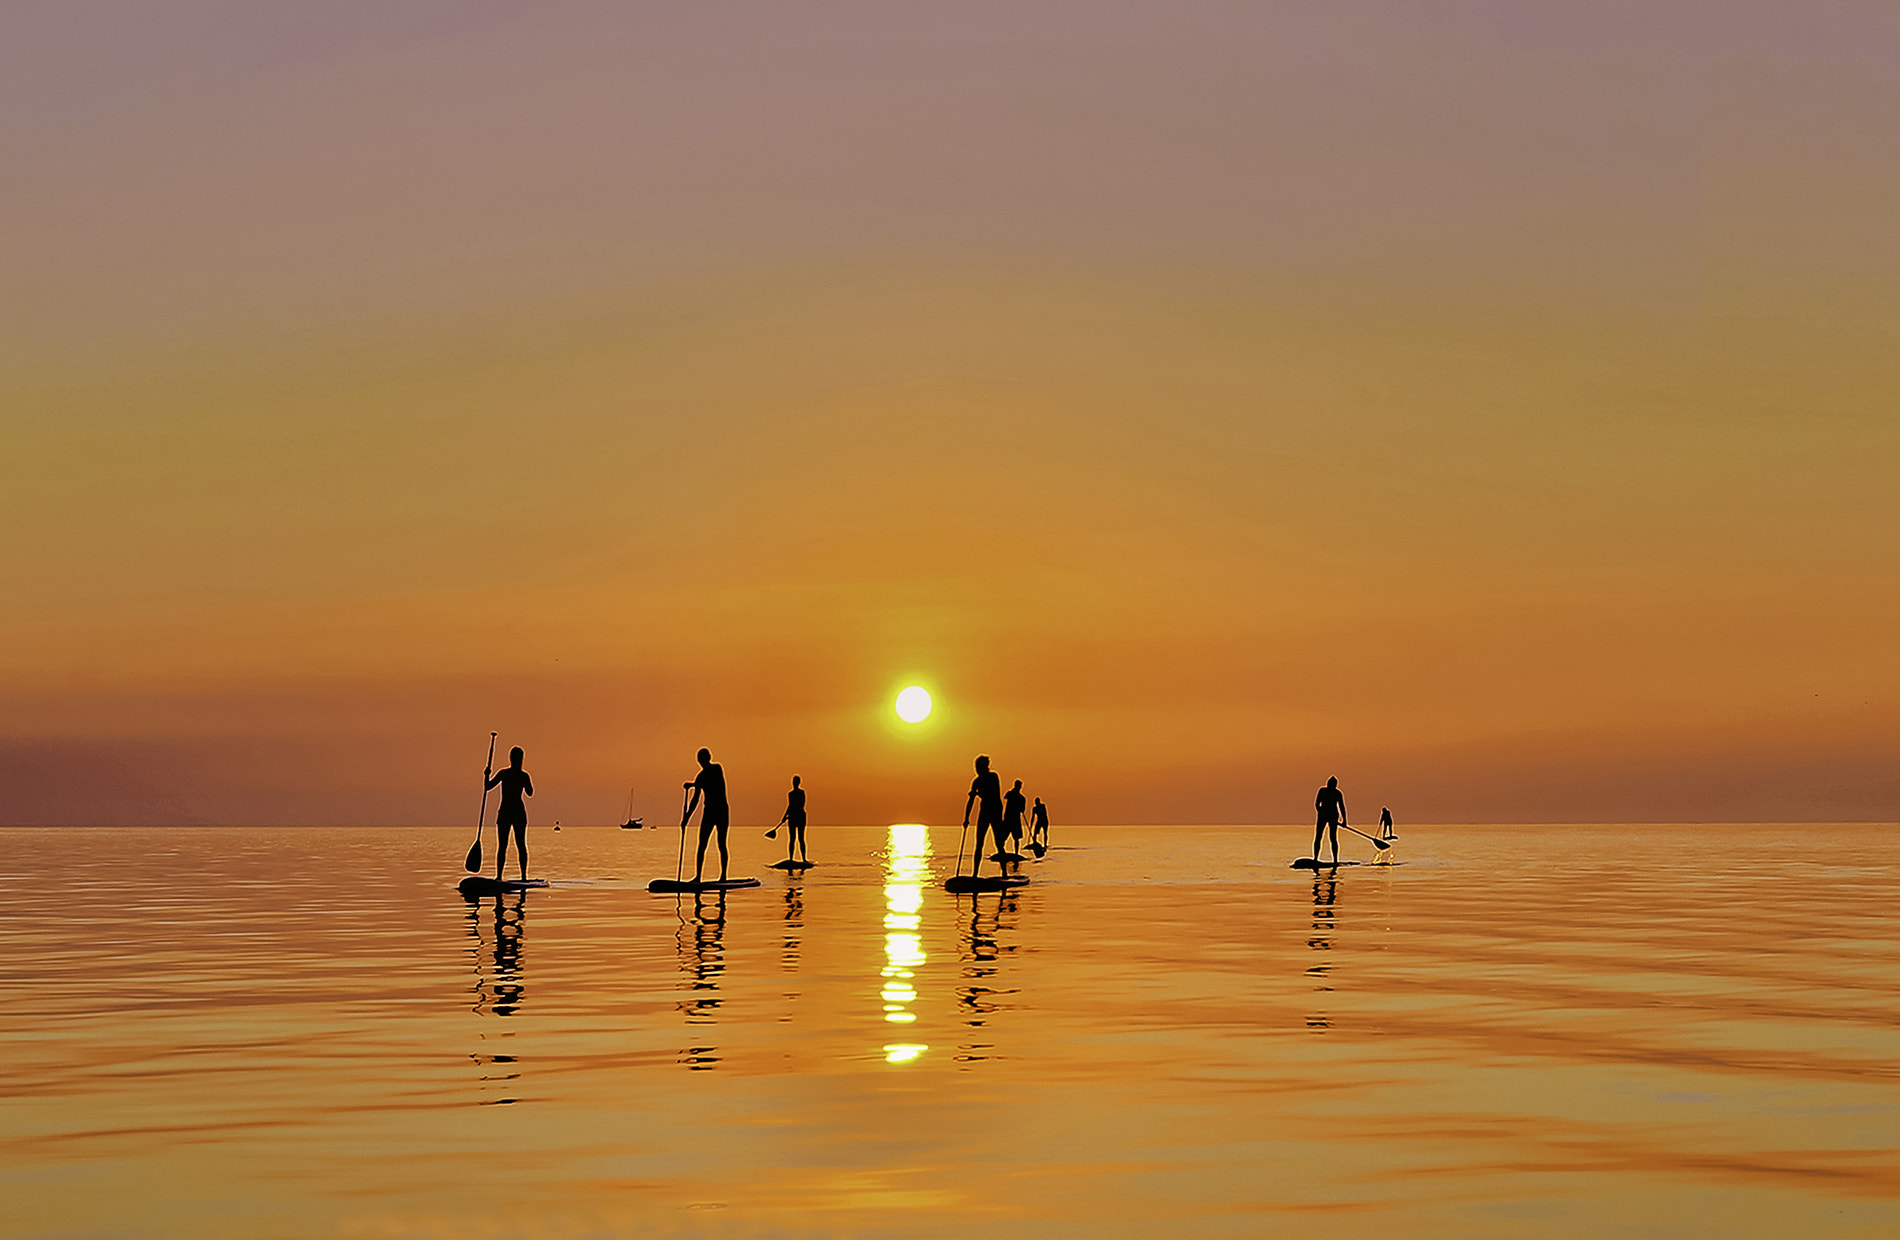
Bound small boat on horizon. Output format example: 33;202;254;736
620;785;643;829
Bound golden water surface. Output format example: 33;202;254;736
5;823;1899;1237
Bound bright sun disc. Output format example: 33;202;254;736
894;686;932;723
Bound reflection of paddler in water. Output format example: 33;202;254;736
1306;874;1336;1028
957;891;1006;1025
772;775;808;864
997;780;1027;858
463;888;527;1017
682;748;731;884
1029;797;1049;855
1312;776;1346;865
483;747;533;882
678;889;728;1022
963;755;1006;875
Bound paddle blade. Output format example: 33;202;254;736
1371;837;1392;849
464;838;482;872
765;829;778;839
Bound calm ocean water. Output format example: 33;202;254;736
5;823;1899;1237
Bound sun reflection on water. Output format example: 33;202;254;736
881;823;931;1062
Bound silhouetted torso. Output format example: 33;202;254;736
693;764;729;821
786;786;806;827
1004;786;1026;824
491;768;532;825
970;770;1002;820
1315;785;1344;824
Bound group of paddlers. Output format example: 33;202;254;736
1311;775;1397;864
479;746;1053;885
960;753;1050;876
478;743;1387;883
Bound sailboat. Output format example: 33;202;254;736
620;786;643;829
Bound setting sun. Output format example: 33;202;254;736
894;686;933;724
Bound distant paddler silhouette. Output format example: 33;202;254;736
768;775;811;869
1029;797;1049;856
994;779;1027;861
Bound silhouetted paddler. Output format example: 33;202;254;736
484;746;533;881
683;748;731;883
963;756;1004;874
1313;776;1346;865
776;776;808;863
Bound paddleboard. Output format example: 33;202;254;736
647;877;762;893
770;859;816;870
1289;858;1364;869
988;851;1026;863
944;874;1030;893
459;877;550;894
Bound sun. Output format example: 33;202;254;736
894;685;933;723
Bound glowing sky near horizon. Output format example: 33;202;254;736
2;2;1896;825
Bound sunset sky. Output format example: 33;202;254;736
4;2;1896;826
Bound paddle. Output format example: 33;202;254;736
675;783;692;886
465;732;497;873
1339;823;1393;850
955;814;971;878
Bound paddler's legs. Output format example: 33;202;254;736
693;822;714;882
976;815;1000;871
1326;822;1339;863
512;822;528;881
715;819;730;880
1311;819;1325;861
792;822;806;862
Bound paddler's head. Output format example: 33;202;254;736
697;747;712;768
791;775;801;788
975;754;990;774
1327;776;1337;789
509;746;524;768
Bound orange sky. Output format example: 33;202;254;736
3;4;1896;824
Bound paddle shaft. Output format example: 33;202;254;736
466;732;497;873
676;785;691;883
955;815;970;877
477;732;498;827
1335;822;1392;849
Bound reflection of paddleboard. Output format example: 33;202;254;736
944;874;1029;893
1289;858;1364;869
459;876;550;894
647;877;762;892
770;859;815;870
988;852;1026;863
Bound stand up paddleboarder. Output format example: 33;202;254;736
1029;797;1049;851
683;748;731;884
963;755;1005;875
775;775;808;864
484;746;534;881
1001;780;1028;857
1379;806;1394;839
1313;776;1346;864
